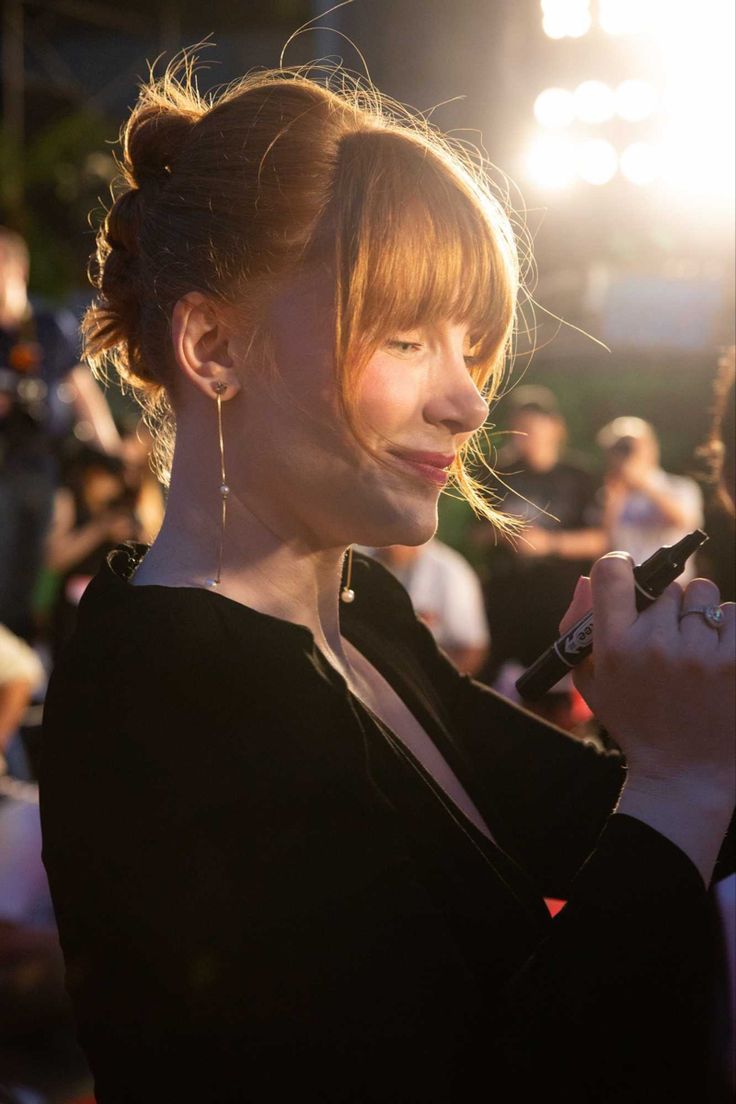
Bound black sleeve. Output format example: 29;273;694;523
449;674;626;896
488;813;715;1099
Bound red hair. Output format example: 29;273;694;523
83;59;521;525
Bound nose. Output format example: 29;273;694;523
423;348;489;437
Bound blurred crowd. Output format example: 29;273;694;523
0;228;164;1102
369;380;732;734
0;224;733;1102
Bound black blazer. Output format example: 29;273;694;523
40;546;721;1102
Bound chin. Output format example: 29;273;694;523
353;494;438;549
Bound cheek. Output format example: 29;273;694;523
266;288;337;409
357;362;422;439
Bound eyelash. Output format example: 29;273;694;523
386;339;480;367
387;340;421;355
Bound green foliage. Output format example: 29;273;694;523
1;110;117;300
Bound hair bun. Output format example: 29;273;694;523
123;105;197;190
105;188;143;258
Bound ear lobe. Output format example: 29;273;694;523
171;292;242;399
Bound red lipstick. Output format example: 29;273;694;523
389;450;455;487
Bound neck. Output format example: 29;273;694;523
134;447;353;677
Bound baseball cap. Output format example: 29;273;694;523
505;384;561;418
596;416;655;451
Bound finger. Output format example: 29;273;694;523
677;578;723;652
716;601;735;657
571;654;596;711
634;580;683;635
590;552;637;644
559;575;591;635
681;577;722;610
573;653;595;697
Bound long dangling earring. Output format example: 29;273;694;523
207;381;229;588
340;545;355;604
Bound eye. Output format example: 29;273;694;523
386;339;423;357
464;336;482;368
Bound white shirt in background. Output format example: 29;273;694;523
365;539;490;655
610;470;704;583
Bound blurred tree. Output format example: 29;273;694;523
0;109;117;298
0;0;311;302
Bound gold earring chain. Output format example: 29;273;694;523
340;545;355;604
208;383;229;588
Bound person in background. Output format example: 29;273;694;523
0;619;55;964
45;440;162;662
367;539;490;675
118;421;165;546
692;348;735;602
0;624;44;781
597;416;704;584
0;624;91;1101
0;227;122;642
472;385;606;727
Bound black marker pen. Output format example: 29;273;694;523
515;528;708;701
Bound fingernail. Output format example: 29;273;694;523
573;575;589;597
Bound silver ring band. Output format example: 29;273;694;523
678;605;725;629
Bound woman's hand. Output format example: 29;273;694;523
560;554;735;881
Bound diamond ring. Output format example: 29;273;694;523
678;605;725;630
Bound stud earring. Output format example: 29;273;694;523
206;381;229;588
340;546;355;604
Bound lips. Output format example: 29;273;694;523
389;449;455;487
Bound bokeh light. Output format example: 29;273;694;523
598;0;659;36
534;87;576;128
529;0;734;206
619;142;658;185
615;80;658;122
574;80;616;124
577;139;618;185
527;135;578;189
658;1;735;202
541;0;592;40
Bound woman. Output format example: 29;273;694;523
39;63;734;1102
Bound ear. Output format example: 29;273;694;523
171;292;242;401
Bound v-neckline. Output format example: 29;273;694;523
339;636;497;846
336;636;550;929
340;609;508;851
